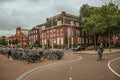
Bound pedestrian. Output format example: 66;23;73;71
97;43;104;61
21;49;25;58
7;49;13;61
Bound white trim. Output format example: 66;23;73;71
107;57;120;77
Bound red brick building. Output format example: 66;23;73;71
98;34;120;45
8;27;29;47
28;11;93;48
28;26;40;46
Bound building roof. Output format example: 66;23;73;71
21;28;30;35
36;11;79;29
28;11;80;32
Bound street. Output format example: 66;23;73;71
23;52;120;80
0;51;120;80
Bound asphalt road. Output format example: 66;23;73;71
23;53;120;80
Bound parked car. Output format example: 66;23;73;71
86;45;95;50
72;45;85;51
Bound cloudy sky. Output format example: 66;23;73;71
0;0;119;36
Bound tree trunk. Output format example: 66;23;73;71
94;34;96;47
108;27;111;52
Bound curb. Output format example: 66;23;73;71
74;51;120;55
16;56;82;80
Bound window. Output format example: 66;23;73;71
57;21;62;26
78;37;81;44
61;37;63;44
76;30;80;36
54;33;56;37
42;40;44;45
57;38;60;45
45;39;46;45
57;29;59;36
50;30;52;32
42;33;43;38
36;35;38;39
29;36;30;40
70;21;74;26
53;29;56;32
53;39;56;43
68;28;71;36
44;33;46;38
47;30;49;33
50;34;52;37
60;29;63;35
75;22;79;26
47;34;49;38
86;38;88;43
82;31;84;36
42;26;45;30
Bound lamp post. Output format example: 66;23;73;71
67;27;71;55
68;27;70;50
70;22;73;49
51;17;57;49
51;17;54;49
81;17;86;45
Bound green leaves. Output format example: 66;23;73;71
80;1;120;36
0;36;8;46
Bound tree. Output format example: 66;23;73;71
79;4;100;46
83;14;101;46
9;40;12;45
64;35;68;47
79;2;120;51
0;36;8;46
12;39;15;45
15;39;18;45
98;2;120;51
80;4;91;18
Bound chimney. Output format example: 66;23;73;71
61;11;66;16
46;18;49;22
16;27;21;30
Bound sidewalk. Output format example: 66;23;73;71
0;51;77;80
74;49;120;55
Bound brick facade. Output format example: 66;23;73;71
28;11;93;48
8;27;29;47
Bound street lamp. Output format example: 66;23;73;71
65;17;78;49
81;17;86;45
67;27;71;55
51;17;57;49
51;17;54;49
70;21;74;49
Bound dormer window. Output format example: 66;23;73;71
42;26;46;30
57;21;62;26
76;22;79;26
70;21;74;26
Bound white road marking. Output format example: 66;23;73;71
69;77;72;80
70;67;73;69
108;57;120;77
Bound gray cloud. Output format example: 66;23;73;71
0;0;119;36
0;0;16;4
